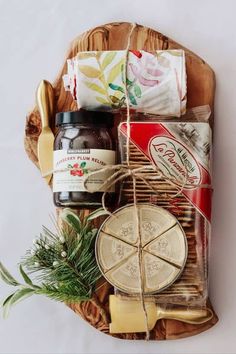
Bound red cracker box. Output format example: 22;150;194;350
118;120;212;305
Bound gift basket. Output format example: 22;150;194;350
0;22;218;340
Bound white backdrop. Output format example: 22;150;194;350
0;0;236;353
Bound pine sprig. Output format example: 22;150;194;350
23;226;100;299
0;208;109;317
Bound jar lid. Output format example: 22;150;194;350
55;109;114;127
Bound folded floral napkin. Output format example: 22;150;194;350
63;49;186;117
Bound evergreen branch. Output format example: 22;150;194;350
1;209;106;318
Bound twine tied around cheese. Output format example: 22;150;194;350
82;22;201;340
102;22;151;339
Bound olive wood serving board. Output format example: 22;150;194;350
24;22;218;340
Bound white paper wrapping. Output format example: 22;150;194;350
63;50;187;117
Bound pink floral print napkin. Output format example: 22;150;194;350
63;49;186;117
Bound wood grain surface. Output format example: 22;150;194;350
24;22;218;340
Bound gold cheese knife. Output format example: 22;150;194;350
36;80;54;184
109;295;213;333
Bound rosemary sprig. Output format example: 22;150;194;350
0;208;109;318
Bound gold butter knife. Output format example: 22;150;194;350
109;295;213;333
36;80;54;184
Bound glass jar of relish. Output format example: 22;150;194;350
53;109;116;208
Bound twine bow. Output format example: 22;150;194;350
82;162;196;213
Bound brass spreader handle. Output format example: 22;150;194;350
157;306;213;324
109;295;214;333
36;80;54;130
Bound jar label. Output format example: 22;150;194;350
53;149;116;192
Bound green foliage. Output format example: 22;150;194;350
0;262;20;286
128;91;137;105
109;71;141;107
0;209;107;317
134;84;142;98
108;83;125;93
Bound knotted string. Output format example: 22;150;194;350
110;22;152;339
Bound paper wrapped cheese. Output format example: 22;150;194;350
63;50;186;117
